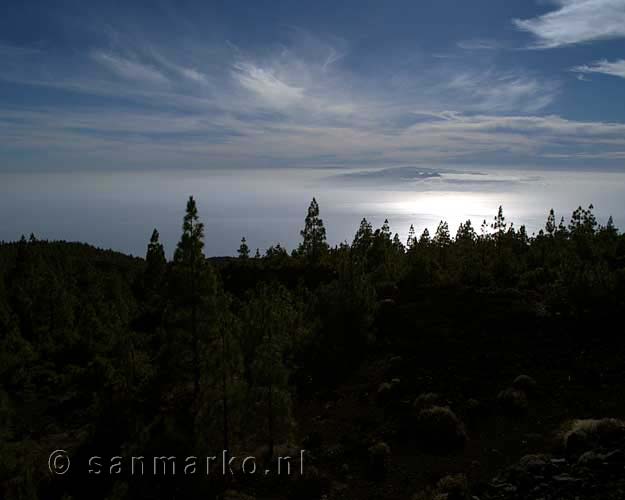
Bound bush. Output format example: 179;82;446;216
497;387;528;415
561;418;625;456
511;374;537;395
413;392;446;411
377;379;401;406
367;441;391;480
414;406;466;452
412;473;470;500
436;473;470;500
464;398;487;426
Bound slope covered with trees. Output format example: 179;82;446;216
1;198;625;499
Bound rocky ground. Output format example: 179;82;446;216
480;445;625;500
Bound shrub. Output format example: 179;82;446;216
511;374;537;395
497;387;528;415
414;406;466;452
464;398;487;426
436;473;470;500
411;473;470;500
377;379;401;406
367;441;391;480
413;392;446;411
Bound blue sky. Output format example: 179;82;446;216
2;0;625;172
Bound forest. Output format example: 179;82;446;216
2;196;625;500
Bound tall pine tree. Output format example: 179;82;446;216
298;198;328;260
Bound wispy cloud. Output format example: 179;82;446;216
572;58;625;79
514;0;625;48
148;49;210;84
544;151;625;159
457;39;503;50
91;51;169;85
1;23;624;171
446;70;559;113
232;61;304;109
4;102;625;171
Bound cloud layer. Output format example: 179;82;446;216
0;10;624;172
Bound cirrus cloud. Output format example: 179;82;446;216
514;0;625;48
572;58;625;79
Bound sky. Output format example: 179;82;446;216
1;0;625;255
2;0;625;171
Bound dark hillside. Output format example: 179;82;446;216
2;201;625;499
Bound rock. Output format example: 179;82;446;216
330;480;348;493
604;448;625;463
577;450;606;467
562;418;625;456
552;473;581;484
224;491;255;500
518;454;550;474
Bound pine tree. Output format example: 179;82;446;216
172;196;214;403
353;218;374;256
213;292;240;454
456;220;476;243
238;237;250;259
242;283;298;460
480;219;489;239
265;243;288;260
518;225;529;245
604;215;617;237
392;233;404;253
492;206;507;236
433;221;451;247
569;204;597;235
380;219;391;240
545;209;556;237
556;216;567;237
146;228;166;278
419;228;431;245
406;224;416;249
298;198;328;260
174;196;205;265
